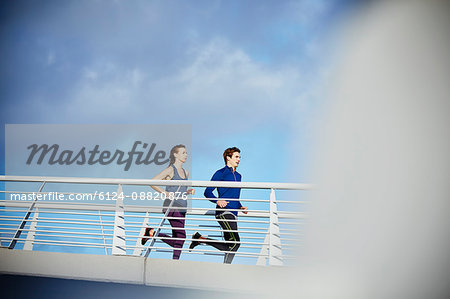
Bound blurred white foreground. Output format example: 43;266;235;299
282;1;450;299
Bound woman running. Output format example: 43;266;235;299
141;144;194;260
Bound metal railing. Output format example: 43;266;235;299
0;176;310;266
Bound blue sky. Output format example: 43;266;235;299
0;0;350;184
2;3;450;294
0;0;353;262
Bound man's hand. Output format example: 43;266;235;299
240;206;248;214
217;200;228;208
187;188;195;195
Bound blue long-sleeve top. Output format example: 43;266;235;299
204;166;242;216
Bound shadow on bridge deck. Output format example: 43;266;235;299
0;248;292;297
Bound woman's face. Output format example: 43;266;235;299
174;147;187;163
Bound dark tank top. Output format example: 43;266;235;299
163;164;188;213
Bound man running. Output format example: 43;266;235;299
189;147;248;264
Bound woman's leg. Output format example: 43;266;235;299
157;210;186;259
170;211;186;259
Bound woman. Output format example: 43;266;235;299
141;144;194;260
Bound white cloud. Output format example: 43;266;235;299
47;51;55;65
68;65;145;117
175;38;287;101
64;38;319;129
288;0;330;24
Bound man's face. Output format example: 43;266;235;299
227;152;241;169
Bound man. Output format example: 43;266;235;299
189;147;248;264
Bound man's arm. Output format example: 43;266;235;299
240;206;248;214
204;170;223;203
236;174;245;212
237;200;242;209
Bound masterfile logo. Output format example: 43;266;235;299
5;124;192;207
6;124;192;178
26;141;170;171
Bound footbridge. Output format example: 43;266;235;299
0;176;310;294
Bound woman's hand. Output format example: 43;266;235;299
240;206;248;214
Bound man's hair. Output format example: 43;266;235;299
223;147;240;165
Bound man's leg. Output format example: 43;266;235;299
189;214;240;261
218;213;240;264
196;233;229;251
190;215;234;252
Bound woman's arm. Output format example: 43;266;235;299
185;169;195;195
150;167;174;195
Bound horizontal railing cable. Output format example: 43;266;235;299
0;175;308;266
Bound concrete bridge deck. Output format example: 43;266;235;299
0;248;291;294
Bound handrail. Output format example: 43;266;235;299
0;175;307;266
0;175;311;190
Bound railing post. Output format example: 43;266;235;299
256;231;270;266
8;181;46;249
23;208;38;251
133;211;149;256
98;210;108;255
143;199;174;258
112;184;126;255
269;188;283;266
